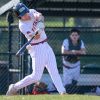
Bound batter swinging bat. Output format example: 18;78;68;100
16;30;38;56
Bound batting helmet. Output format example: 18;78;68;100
13;3;29;18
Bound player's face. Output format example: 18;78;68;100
70;32;80;42
21;13;31;21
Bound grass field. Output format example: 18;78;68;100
0;94;100;100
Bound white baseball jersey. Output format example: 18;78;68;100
14;9;66;94
19;9;47;43
62;39;85;68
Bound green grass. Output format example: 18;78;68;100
0;20;8;26
0;20;63;27
0;94;100;100
45;21;64;27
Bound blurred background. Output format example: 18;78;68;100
0;0;100;95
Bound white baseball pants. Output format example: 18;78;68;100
14;42;66;93
63;65;80;86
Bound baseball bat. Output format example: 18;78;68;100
16;31;38;56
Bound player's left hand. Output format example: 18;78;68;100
34;32;40;40
26;44;32;50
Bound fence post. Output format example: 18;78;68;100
6;10;14;84
19;32;28;95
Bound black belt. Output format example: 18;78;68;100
63;63;78;69
30;38;47;46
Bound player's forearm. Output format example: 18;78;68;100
62;50;75;55
62;49;86;55
74;49;86;55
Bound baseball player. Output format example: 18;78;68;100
6;3;66;95
61;28;86;93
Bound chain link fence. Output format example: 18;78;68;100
0;0;100;95
0;25;100;94
0;25;21;94
46;27;100;72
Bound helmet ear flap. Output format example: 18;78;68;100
15;11;21;19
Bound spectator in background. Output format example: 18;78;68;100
61;28;86;94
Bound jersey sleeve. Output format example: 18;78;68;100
81;40;85;49
19;25;35;40
61;39;69;53
31;9;44;22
